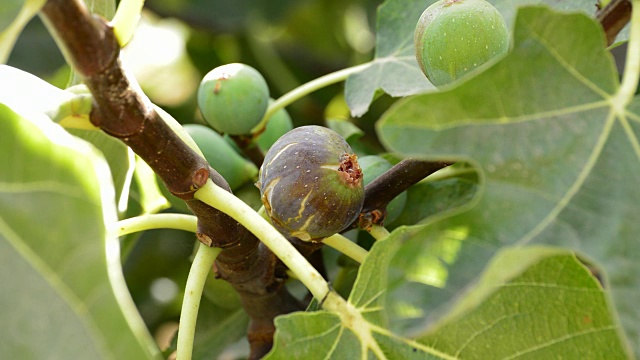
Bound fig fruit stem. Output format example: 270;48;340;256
112;213;197;237
324;234;368;263
616;0;640;105
110;0;144;47
59;116;98;130
250;63;370;135
368;225;390;241
195;179;333;302
177;243;222;360
229;134;265;168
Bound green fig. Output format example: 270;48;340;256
197;63;269;135
183;124;258;190
258;126;364;241
414;0;509;87
255;100;293;152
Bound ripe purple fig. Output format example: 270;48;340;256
258;126;364;241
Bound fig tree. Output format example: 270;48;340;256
197;63;269;135
414;0;508;87
258;126;364;241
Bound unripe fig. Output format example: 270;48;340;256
197;63;269;135
358;155;407;224
414;0;508;87
255;100;293;152
183;124;258;190
258;126;364;241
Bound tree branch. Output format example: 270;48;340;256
597;0;632;46
356;159;453;228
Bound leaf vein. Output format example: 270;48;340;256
502;325;619;360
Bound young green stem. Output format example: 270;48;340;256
176;243;222;360
194;179;332;301
368;225;390;241
323;234;368;263
110;0;144;47
59;116;99;130
250;63;371;134
617;0;640;104
113;213;197;237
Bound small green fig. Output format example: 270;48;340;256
414;0;509;87
258;126;364;241
197;63;269;135
183;124;258;190
358;155;407;224
255;100;293;152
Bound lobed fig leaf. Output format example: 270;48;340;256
414;0;509;87
258;126;364;241
197;63;269;135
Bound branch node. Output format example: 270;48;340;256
192;167;210;189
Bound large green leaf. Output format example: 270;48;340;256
418;247;627;359
378;5;639;356
344;0;597;117
0;103;160;359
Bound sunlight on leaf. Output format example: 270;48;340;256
268;223;627;358
419;247;628;359
0;65;72;113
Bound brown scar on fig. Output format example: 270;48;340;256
338;153;363;185
213;74;231;94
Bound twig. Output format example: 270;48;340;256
356;158;453;228
597;0;632;46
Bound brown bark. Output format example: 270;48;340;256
355;159;453;228
596;0;632;46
